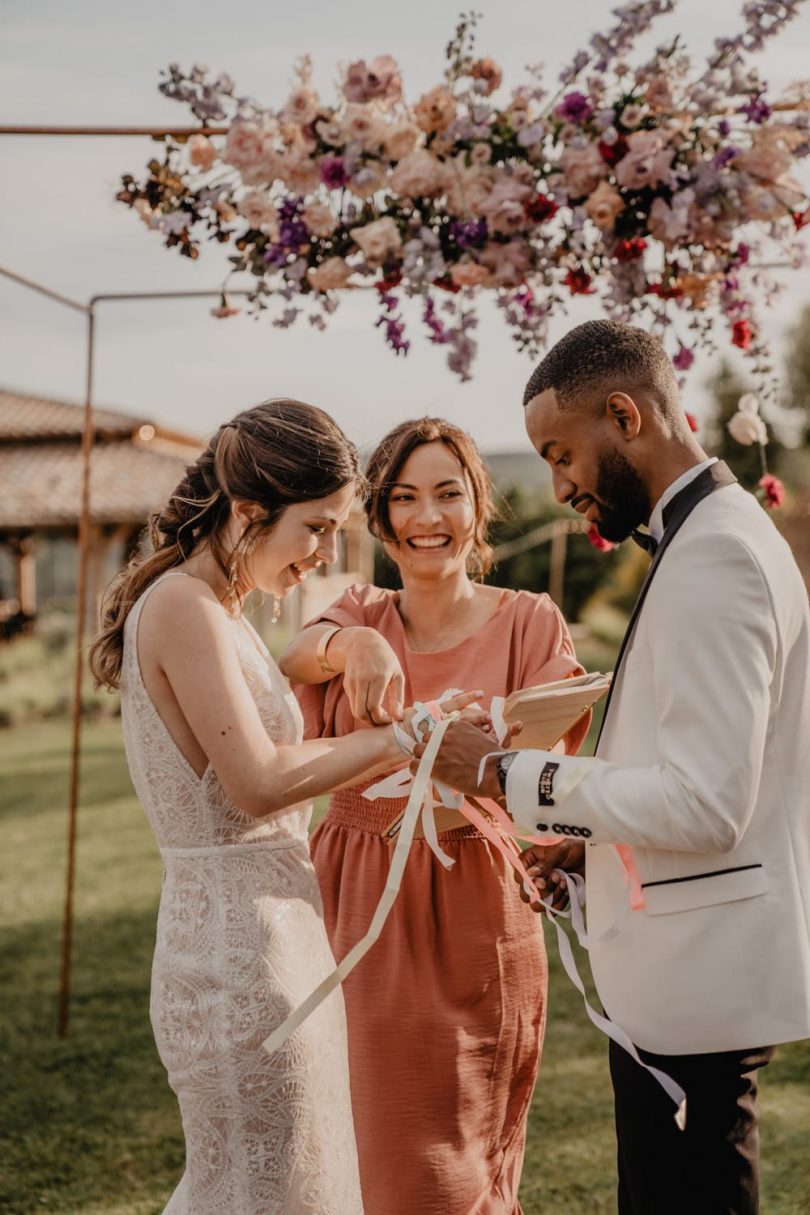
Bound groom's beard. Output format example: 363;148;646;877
591;447;652;543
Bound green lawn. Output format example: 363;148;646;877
2;720;809;1214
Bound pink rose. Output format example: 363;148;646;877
348;160;388;199
302;201;339;237
382;121;422;161
584;180;624;231
350;217;402;265
449;261;490;288
561;142;606;198
445;157;495;215
283;87;320;127
343;56;402;106
390;149;447;199
277;153;320;194
480;177;531;235
237;190;278;231
478;240;531;287
414;86;456;134
648;194;691;245
308;257;353;291
188;134;217;171
614;130;674;190
223;120;271;173
340;103;385;152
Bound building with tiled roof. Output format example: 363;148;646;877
0;389;201;632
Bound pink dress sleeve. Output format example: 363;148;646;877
510;592;590;755
292;584;390;741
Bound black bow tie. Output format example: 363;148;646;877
631;528;659;557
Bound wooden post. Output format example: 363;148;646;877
9;535;38;617
549;522;568;608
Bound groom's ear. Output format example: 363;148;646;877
605;392;641;441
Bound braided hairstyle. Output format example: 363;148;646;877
89;398;359;689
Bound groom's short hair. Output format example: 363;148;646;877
523;320;680;419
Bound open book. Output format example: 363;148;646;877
502;671;612;750
382;672;612;842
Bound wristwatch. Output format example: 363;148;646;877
495;751;519;796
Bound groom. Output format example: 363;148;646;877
423;320;810;1214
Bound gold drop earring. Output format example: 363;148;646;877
271;596;282;623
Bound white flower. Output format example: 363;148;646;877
737;392;760;414
727;410;768;446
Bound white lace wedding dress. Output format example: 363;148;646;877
120;573;363;1214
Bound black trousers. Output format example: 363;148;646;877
609;1039;775;1215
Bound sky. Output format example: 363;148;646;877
2;0;810;458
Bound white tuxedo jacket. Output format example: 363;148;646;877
506;472;810;1054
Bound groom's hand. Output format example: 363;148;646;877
515;841;586;913
410;719;503;799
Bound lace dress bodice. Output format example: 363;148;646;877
119;573;362;1215
121;575;310;850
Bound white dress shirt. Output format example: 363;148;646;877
647;457;717;543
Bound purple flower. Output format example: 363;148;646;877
449;218;488;249
556;91;593;125
320;156;350;189
672;345;695;371
376;293;410;355
718;119;731;137
278;196;303;221
734;242;751;265
264;244;288;268
738;96;772;124
423;295;449;344
713;145;740;169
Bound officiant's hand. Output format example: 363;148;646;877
341;628;406;726
411;719;503;799
515;841;585;913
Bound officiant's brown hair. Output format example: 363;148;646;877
365;417;497;577
89;399;359;690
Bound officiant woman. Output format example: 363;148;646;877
281;417;589;1215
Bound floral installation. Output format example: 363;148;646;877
118;3;810;384
726;390;786;506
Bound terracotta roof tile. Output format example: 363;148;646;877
0;440;201;530
0;389;147;441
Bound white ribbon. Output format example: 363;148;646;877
542;873;687;1130
262;715;453;1056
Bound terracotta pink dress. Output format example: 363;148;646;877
295;585;588;1215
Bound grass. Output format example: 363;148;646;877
2;721;809;1214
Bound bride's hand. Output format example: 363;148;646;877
342;628;406;727
439;689;495;735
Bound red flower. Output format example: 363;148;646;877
647;280;684;299
732;319;752;349
758;474;785;508
375;272;403;293
598;136;628;166
587;524;615;552
564;267;594;295
525;193;559;222
614;237;647;263
792;209;810;231
432;274;461;293
685;412;698;433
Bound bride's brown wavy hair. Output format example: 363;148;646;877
89;398;359;690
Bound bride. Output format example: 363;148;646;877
89;399;404;1214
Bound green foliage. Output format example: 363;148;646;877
3;721;809;1213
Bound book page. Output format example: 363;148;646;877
503;671;612;751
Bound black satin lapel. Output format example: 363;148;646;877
594;462;737;753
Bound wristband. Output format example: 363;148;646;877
316;625;342;675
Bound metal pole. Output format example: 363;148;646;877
0;126;228;138
57;305;95;1038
